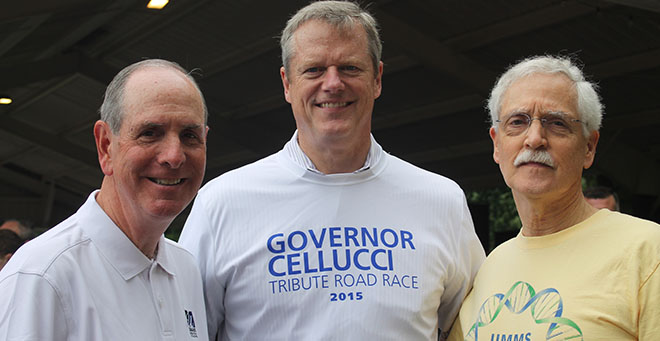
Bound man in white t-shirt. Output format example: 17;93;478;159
0;59;210;340
449;55;660;340
179;1;485;340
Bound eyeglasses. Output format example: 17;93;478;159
496;112;584;136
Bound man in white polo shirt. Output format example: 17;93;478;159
0;59;209;340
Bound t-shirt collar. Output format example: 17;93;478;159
284;130;381;174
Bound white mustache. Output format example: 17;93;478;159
514;149;555;168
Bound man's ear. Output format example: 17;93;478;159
583;130;599;169
373;61;383;99
280;67;292;104
94;120;114;176
489;127;501;164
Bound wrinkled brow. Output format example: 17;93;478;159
505;108;570;117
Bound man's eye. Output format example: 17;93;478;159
305;67;322;74
547;119;568;127
140;130;156;137
183;132;199;140
507;116;528;126
181;130;205;145
340;65;362;75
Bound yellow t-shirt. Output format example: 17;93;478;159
449;210;660;340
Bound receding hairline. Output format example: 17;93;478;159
124;64;199;90
121;65;206;113
99;58;209;135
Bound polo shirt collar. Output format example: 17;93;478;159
78;191;175;280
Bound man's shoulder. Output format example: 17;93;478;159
608;213;660;251
482;236;518;259
160;238;204;276
383;153;464;192
597;210;660;235
161;238;198;262
199;152;282;191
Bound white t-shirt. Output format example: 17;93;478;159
0;191;209;341
180;134;485;340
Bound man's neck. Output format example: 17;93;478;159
96;179;169;259
298;134;371;174
514;189;599;237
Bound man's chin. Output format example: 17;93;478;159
146;200;190;220
505;175;554;196
512;184;554;199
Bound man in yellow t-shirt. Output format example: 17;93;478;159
449;55;660;340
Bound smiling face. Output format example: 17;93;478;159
95;67;207;227
490;72;599;201
280;19;382;151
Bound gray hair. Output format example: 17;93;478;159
487;55;603;136
99;59;208;134
280;0;382;77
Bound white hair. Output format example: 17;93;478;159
487;55;603;136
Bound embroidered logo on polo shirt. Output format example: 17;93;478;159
184;310;198;338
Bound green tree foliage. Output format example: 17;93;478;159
467;187;520;251
468;176;600;251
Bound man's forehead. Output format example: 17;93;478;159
291;26;371;71
118;104;205;136
501;74;577;112
505;72;574;94
292;20;367;51
296;19;361;36
121;68;203;117
126;67;191;92
503;107;572;117
134;120;203;128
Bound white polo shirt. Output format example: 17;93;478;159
0;191;208;340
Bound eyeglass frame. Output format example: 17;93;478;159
495;111;586;136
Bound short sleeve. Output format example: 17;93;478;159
639;259;660;338
0;272;69;340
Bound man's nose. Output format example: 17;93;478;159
321;67;345;93
158;135;185;169
524;119;548;149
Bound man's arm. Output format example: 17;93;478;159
437;194;485;340
179;196;225;341
639;258;660;339
0;273;69;340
